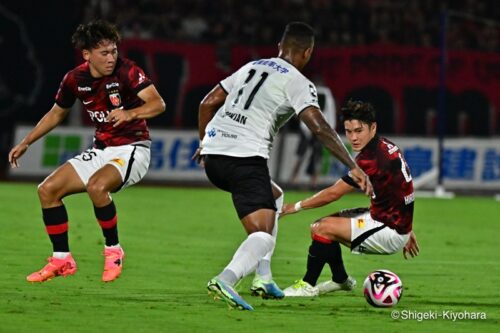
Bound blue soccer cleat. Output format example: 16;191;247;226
250;276;285;299
207;277;254;311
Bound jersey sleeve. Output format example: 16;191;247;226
285;76;320;115
126;63;152;94
219;69;239;94
341;173;359;188
54;72;76;108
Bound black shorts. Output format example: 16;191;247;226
204;154;276;219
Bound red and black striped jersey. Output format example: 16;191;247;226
343;136;414;234
55;57;152;147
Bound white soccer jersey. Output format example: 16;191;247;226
201;57;320;159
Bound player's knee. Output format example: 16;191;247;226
249;231;276;249
37;179;59;202
86;177;108;197
310;219;336;241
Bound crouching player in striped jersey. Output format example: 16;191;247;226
8;20;165;283
282;100;420;297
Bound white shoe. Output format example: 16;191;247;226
283;279;319;297
316;276;357;295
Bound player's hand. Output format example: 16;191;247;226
8;143;29;168
191;147;205;167
280;203;295;217
403;231;419;259
280;202;301;217
349;167;373;196
106;107;131;128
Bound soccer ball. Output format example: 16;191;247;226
363;269;403;307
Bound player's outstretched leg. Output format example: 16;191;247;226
316;276;357;295
207;277;254;311
27;254;77;282
102;247;125;282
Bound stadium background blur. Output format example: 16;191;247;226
1;2;499;331
1;0;499;192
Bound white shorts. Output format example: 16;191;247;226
350;212;409;255
68;141;151;191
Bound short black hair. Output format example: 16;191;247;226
71;20;120;50
280;22;315;50
341;100;376;125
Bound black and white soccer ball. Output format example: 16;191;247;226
363;269;403;307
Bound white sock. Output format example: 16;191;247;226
221;231;275;286
53;252;70;259
255;190;283;281
104;244;121;249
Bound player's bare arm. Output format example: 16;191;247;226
281;179;354;216
197;84;227;140
299;106;373;196
403;231;420;259
9;104;69;168
106;85;165;127
192;84;227;164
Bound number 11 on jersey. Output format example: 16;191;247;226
232;69;269;110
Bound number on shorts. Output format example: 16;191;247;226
82;150;97;161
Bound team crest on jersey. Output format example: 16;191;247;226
109;92;121;107
357;219;365;229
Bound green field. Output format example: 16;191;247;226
0;182;499;332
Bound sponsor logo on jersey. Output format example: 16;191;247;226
111;158;125;166
404;192;415;205
87;109;111;123
78;86;91;91
382;140;399;154
82;100;93;105
138;72;146;83
106;82;119;89
357;219;365;229
309;84;317;97
220;131;237;139
109;92;121;107
252;59;289;73
207;128;216;137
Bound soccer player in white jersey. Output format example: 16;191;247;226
192;22;372;311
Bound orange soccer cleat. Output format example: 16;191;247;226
26;255;77;283
102;247;125;282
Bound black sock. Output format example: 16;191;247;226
326;241;348;283
94;201;119;246
42;205;69;252
303;239;331;286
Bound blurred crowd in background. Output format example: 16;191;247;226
0;0;499;177
84;0;499;51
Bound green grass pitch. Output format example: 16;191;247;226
0;182;499;332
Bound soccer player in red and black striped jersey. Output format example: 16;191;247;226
8;20;165;283
281;100;419;297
